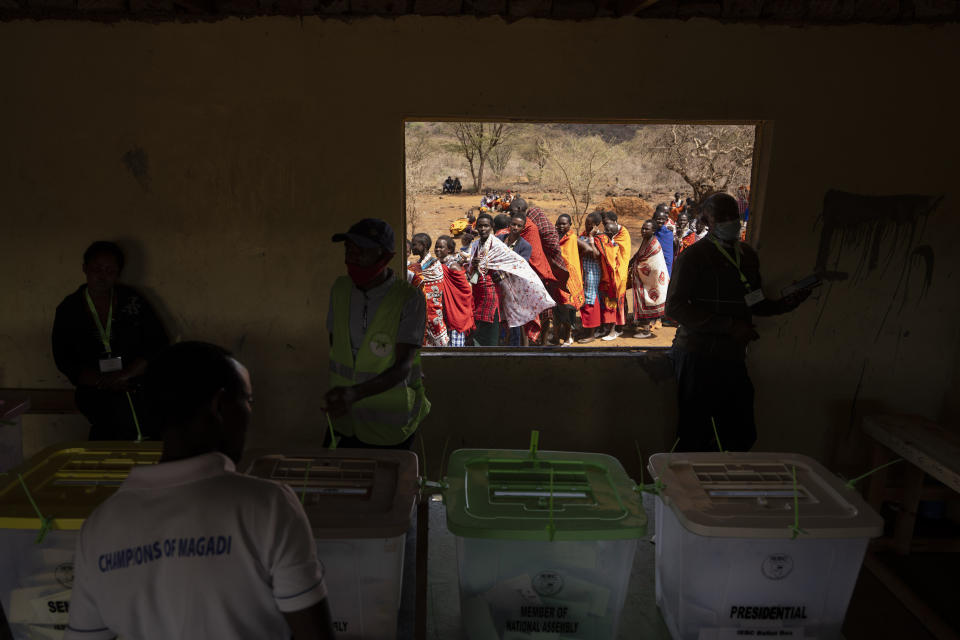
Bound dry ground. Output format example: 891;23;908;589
566;321;675;348
408;190;681;349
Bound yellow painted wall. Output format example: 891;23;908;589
0;17;957;479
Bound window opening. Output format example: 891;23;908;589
404;121;759;350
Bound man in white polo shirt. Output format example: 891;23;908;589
65;341;334;640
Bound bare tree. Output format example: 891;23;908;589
651;124;755;202
405;125;436;236
487;144;513;183
519;135;550;185
543;134;625;231
448;122;510;193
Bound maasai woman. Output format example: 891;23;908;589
468;213;554;337
676;212;699;255
554;214;585;346
408;232;449;347
435;235;475;347
577;211;604;344
595;213;631;341
629;220;669;339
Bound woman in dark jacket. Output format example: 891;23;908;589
52;241;169;440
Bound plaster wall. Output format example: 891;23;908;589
0;17;956;479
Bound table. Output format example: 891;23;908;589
863;414;960;555
862;414;960;640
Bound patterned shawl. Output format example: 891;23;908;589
470;234;555;328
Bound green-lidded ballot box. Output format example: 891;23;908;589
442;444;647;640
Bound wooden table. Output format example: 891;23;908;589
863;414;960;555
862;414;960;640
0;388;76;414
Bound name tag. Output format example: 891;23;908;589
99;356;123;373
744;289;766;307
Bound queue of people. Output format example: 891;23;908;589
479;189;516;213
406;194;711;346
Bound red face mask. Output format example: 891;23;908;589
346;253;393;287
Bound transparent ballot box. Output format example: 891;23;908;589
443;448;647;640
648;452;884;640
0;442;162;640
242;449;418;639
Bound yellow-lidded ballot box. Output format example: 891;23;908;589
242;448;418;640
0;442;162;639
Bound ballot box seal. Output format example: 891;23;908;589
761;554;793;580
532;571;564;597
55;563;74;588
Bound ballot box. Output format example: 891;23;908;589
443;448;647;640
649;452;884;640
242;449;418;640
0;442;162;640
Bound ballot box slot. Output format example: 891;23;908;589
255;457;378;503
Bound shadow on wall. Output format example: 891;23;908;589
813;190;942;339
809;190;945;471
115;235;180;345
417;351;677;483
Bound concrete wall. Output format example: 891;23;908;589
0;17;957;480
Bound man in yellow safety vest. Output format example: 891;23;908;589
325;218;430;448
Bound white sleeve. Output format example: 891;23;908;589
64;530;115;640
267;484;328;613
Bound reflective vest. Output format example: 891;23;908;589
329;275;430;445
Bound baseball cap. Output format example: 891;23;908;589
331;218;395;252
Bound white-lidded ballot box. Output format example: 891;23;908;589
0;442;162;640
648;452;884;640
242;448;417;639
443;446;647;640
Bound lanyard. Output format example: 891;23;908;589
85;289;114;353
709;238;751;292
85;288;143;441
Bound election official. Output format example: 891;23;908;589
64;342;335;640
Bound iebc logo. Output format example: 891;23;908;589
761;554;794;580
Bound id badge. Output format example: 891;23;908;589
744;289;765;307
99;356;123;373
